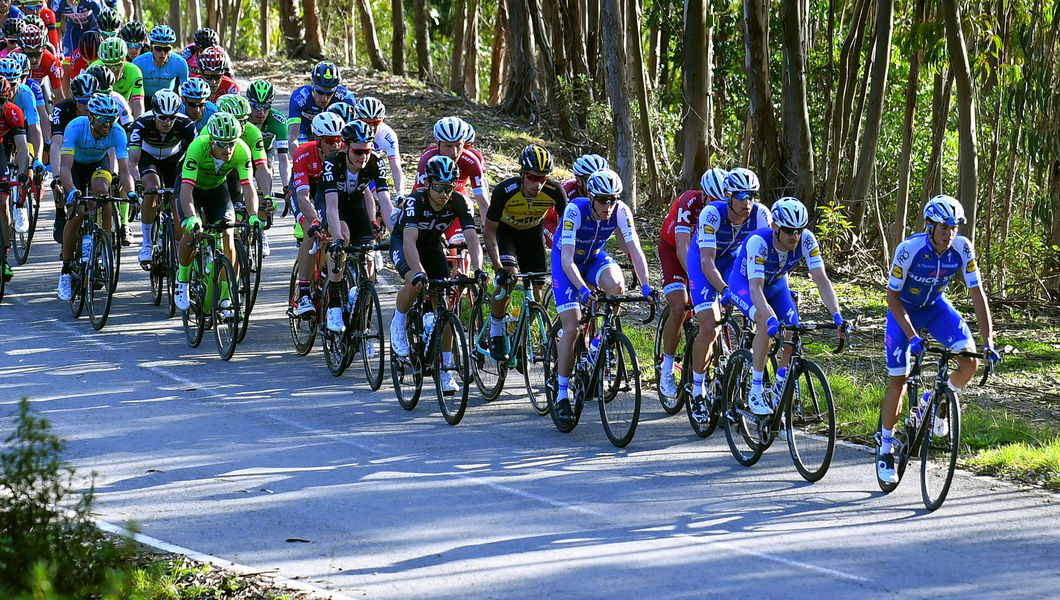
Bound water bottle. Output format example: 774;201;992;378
80;234;92;262
347;285;359;309
587;336;601;363
915;392;930;424
374;249;383;272
423;312;435;339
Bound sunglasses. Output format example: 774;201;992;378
213;140;236;149
731;191;757;201
249;101;270;111
593;194;619;205
429;183;455;194
319;135;342;145
24;52;41;59
780;226;803;236
203;74;222;81
156;114;176;122
92;114;116;125
75;96;90;104
523;172;548;183
183;101;205;109
152;45;171;52
313;87;335;96
127;43;142;49
361;117;383;127
348;147;372;156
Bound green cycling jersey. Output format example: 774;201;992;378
181;135;252;190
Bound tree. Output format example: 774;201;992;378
259;0;269;56
942;0;979;242
600;0;637;208
489;3;507;104
450;0;468;94
355;0;388;71
628;0;663;205
277;0;304;57
303;0;325;58
501;0;538;117
679;0;711;192
463;0;481;99
743;0;784;202
414;0;434;80
891;0;926;250
391;0;407;75
781;0;815;207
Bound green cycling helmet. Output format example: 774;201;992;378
246;80;274;106
216;93;251;122
98;37;128;65
207;112;242;143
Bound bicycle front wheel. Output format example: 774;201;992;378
212;255;240;361
722;349;765;467
392;319;423;410
183;257;205;348
921;387;961;511
287;260;317;355
435;312;470;425
654;305;684;415
244;226;263;314
357;282;386;391
784;360;837;482
149;218;164;306
11;188;32;265
544;321;578;433
69;262;87;318
469;293;506;401
598;332;642;448
163;219;178;317
234;241;252;343
87;232;115;331
522;302;552;416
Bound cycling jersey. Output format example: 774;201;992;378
60;115;128;163
287;83;353;141
89;60;144;102
179;43;200;74
56;0;102;56
128;112;196;160
661;191;706;246
485;175;564;230
397;187;474;243
887;232;980;309
557;196;637;263
240;121;267;168
24;80;46;110
36;7;62;52
684;200;771;310
412;147;486;200
373;122;399;159
12;84;40;126
132;51;189;100
731;227;824;284
290;141;326;193
181;99;217;133
180;134;251;190
255;108;287;154
206;75;238;103
0;102;26;142
50;98;79;135
320;149;389;240
28;49;63;92
66;49;89;78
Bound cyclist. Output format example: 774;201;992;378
20;0;59;55
543;153;607;249
21;24;64;102
116;19;144;60
0;0;23;20
551;168;655;423
56;92;136;301
49;71;95;240
0;57;42;167
388;154;485;391
354;96;402;197
94;6;119;37
876;195;999;483
91;36;143;116
132;25;186;106
2;17;23;57
726;196;846;417
290;111;344;316
413;115;488;218
66;27;99;80
56;0;102;62
683;167;772;420
287;60;351;152
178;75;215;133
180;27;217;77
482;143;564;361
319;119;390;332
198;45;236;102
245;80;289;196
0;77;30;282
173;112;261;311
215;92;273;254
128;88;195;264
84;62;131;127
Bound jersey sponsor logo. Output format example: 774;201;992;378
677;207;691;224
966;259;976;273
754;255;766;265
962;243;972;258
563;220;574;230
897;248;910;262
504;181;518;193
809;246;820;258
707;211;719;225
803;236;814;251
185;157;197;172
892;265;903;279
703;225;715;235
910;287;921;295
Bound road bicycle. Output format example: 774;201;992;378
391;275;480;426
145;188;178;317
543;293;656;448
875;340;993;511
723;323;846;482
68;194;122;331
6;162;44;266
182;220;245;361
321;239;388;389
287;234;331;356
468;270;553;412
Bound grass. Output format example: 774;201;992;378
966;438;1060;489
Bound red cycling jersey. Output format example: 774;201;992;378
413;146;486;199
291;141;327;192
0;101;27;142
29;48;63;91
660;190;707;247
206;75;239;103
66;50;89;79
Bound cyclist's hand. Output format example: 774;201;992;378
411;271;428;290
719;286;733;308
474;268;489;286
306;220;323;240
371;220;383;238
65;189;81;205
328;239;344;255
32;159;43;171
908;335;925;357
834;312;847;340
135;179;145;196
579;285;592;305
641;284;654;299
17;172;27;185
248;215;263;229
281;187;292;217
766;316;781;339
494;269;512;289
983;344;1001;366
182;215;202;234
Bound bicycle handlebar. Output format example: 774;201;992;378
590;293;657;324
778;322;849;354
921;344;994;386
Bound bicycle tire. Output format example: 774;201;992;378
233;241;251;343
921;386;960;511
28;177;41;234
683;339;717;438
874;410;903;494
598;331;642;448
69;261;86;318
722;349;765;467
322;295;353;377
355;282;384;390
0;226;7;303
435;312;471;425
469;293;506;401
245;226;263;314
87;231;115;331
522;302;552;416
164;219;178;317
107;208;121;294
149;217;164;306
10;188;31;265
784;360;837;482
339;265;359;373
654;305;684;415
544;320;581;433
182;255;205;348
392;317;423;410
287;260;317;355
212;254;240;361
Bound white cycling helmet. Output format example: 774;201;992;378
771;197;809;229
700;167;729;201
151;89;182;116
572;154;609;177
312;111;346;138
724;167;761;196
586;168;623;197
433;116;467;143
923;194;966;226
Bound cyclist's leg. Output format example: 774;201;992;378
489;224;520;322
922;297;978;386
89;167;113;234
764;277;799;371
550;250;585;416
658;239;688;357
590;251;623;296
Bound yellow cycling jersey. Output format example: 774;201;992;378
485;175;565;230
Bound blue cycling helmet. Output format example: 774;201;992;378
724;167;760;196
700;167;729;201
923;195;966;226
148;25;177;45
311;61;341;90
179;76;211;100
587;169;623;197
572;154;609;177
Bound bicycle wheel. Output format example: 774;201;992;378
163;219;178;317
654;305;684;415
469;293;506;401
233;241;252;343
183;256;205;348
69;261;86;318
522;302;552;416
683;343;716;438
544;321;579;433
149;218;164;306
874;409;909;494
0;228;7;303
392;319;423;410
435;312;470;425
212;255;239;360
287;261;318;355
722;349;765;467
322;291;353;377
921;387;961;511
596;332;641;448
244;226;263;314
87;231;115;331
357;282;386;391
784;360;837;482
339;266;359;373
106;207;121;293
10;189;31;265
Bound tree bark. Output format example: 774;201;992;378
414;0;433;80
259;0;269;56
356;0;388;71
391;0;407;75
782;0;815;206
488;3;507;105
450;0;468;94
743;0;784;203
600;0;637;209
228;0;242;51
942;0;979;242
276;0;303;57
679;0;711;192
921;69;954;203
169;0;181;50
529;0;570;130
891;0;925;252
501;0;537;117
821;0;868;207
627;0;662;206
564;0;591;121
303;0;324;58
464;0;481;100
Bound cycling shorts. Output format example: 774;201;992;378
727;265;799;327
174;181;235;226
392;233;448;281
496;222;547;284
687;244;735;315
657;239;687;296
884;297;975;376
138;153;182;189
551;249;617;313
71;159;111;193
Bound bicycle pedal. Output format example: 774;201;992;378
139;260;152;271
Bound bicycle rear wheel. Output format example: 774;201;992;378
521;302;552;416
106;207;121;293
921;387;960;511
244;226;264;314
11;188;32;265
183;256;205;348
234;241;252;343
163;219;178;317
784;360;836;482
149;218;164;306
69;261;86;318
722;349;765;467
288;261;318;355
544;321;581;433
598;332;642;448
683;343;717;438
435;312;470;425
392;318;423;410
654;305;684;415
87;231;115;331
0;228;7;303
357;282;385;391
469;293;506;401
213;255;240;361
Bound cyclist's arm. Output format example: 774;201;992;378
49;132;63;174
363;188;378;225
389;155;403;196
969;282;994;348
748;276;773;323
14;132;29;174
615;203;651;288
277;148;291;189
701;247;727;293
128;146;142;181
36;105;51;141
325;190;344;242
560;244;588;293
886;289;916;341
254;163;271;198
27;123;42;162
482;217;503;272
809;266;842;321
59;150;75;194
402;225;424;277
464;227;483;271
295;186;316;222
117;156;135;196
675;230;692;273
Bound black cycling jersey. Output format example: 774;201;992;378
399;187;476;244
320;150;390;240
50;98;80;136
129;113;197;160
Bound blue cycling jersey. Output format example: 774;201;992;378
182;100;218;133
60;115;129;163
731;227;825;285
13;85;39;126
25;80;45;107
287;84;354;141
56;0;102;55
133;52;190;100
887;232;980;309
557;196;637;264
696;200;771;259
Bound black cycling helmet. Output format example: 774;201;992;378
3;18;25;40
86;63;116;91
97;8;122;35
519;143;553;173
70;73;100;101
193;27;219;50
118;21;148;46
78;30;103;61
340;120;373;144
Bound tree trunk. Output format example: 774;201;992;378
821;0;868;207
658;2;672;94
414;0;433;80
259;0;269;56
356;0;388;71
743;0;784;203
391;0;407;75
782;0;815;206
891;0;925;252
817;0;835;184
450;0;468;94
627;0;662;206
921;69;953;203
942;0;979;242
169;0;181;49
565;0;592;122
529;0;570;130
228;0;242;50
276;0;303;57
501;0;537;118
464;0;481;100
600;0;637;209
205;0;218;32
679;0;711;192
303;0;324;58
489;3;507;105
647;17;660;87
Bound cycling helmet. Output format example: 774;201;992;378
519;143;553;173
353;96;385;121
97;37;127;65
587;168;623;196
70;73;100;100
245;79;274;105
723;167;760;196
23;15;45;34
78;30;102;62
198;45;228;74
151;89;182;116
10;52;28;76
311;111;345;138
148;24;177;45
425;155;458;183
771;197;809;229
340;120;374;144
923;194;966;226
86;63;116;91
216;93;251;122
464;122;476;145
206;112;241;142
87;93;120;119
572;154;609;177
0;77;11;101
2;18;24;40
433;116;467;143
97;8;122;36
700;167;729;201
310;60;340;90
118;21;148;46
193;28;219;51
179;76;211;100
19;24;43;50
327;101;356;123
0;57;21;81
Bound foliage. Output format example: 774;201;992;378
814;199;855;253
